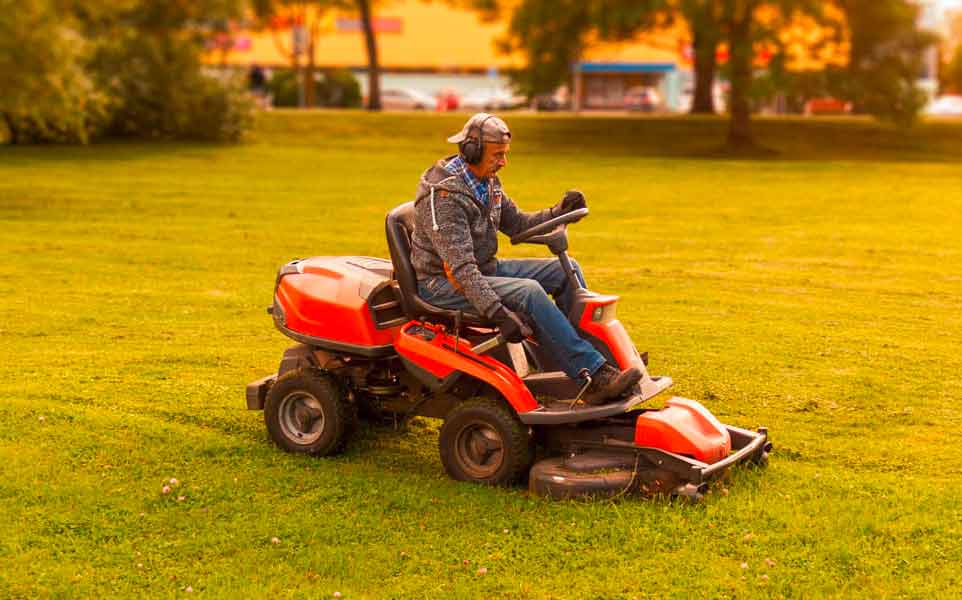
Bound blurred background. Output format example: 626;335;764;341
2;0;962;145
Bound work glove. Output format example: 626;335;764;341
490;306;532;344
557;189;587;215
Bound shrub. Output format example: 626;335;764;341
0;1;109;144
268;69;301;108
320;69;362;108
269;69;361;108
94;31;254;141
0;0;254;144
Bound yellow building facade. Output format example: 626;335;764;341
208;1;847;111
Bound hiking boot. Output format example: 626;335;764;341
581;364;642;406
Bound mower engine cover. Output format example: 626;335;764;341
634;397;731;464
272;256;399;349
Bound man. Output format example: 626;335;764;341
411;113;642;405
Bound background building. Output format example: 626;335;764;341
208;1;689;111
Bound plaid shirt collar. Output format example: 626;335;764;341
444;155;489;206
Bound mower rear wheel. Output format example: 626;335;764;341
439;397;534;486
264;368;354;456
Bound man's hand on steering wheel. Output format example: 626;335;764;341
556;189;587;215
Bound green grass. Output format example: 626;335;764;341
2;112;962;598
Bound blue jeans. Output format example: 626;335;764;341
417;258;606;380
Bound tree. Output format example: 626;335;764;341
833;0;936;127
462;0;817;148
252;1;348;107
252;0;384;110
0;0;108;143
684;0;723;114
357;0;382;110
91;0;254;140
462;0;663;98
945;44;962;93
1;0;254;144
723;0;759;146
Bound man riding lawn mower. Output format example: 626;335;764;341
412;113;641;406
246;114;770;500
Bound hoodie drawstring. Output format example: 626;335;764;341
427;175;456;233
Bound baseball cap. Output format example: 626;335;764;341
446;113;512;144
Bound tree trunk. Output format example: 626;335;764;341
691;27;718;114
305;35;316;108
726;4;754;147
358;0;381;111
3;113;19;144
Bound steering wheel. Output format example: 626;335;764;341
510;208;589;245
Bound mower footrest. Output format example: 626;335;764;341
519;393;647;425
246;374;276;410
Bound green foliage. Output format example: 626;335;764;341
0;0;109;143
321;69;362;108
93;28;254;141
2;113;962;597
752;56;834;114
269;69;362;108
461;0;663;97
834;0;935;128
0;0;254;144
502;0;590;96
268;69;302;107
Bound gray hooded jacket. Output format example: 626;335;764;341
410;155;560;318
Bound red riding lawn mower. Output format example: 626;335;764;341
246;204;771;500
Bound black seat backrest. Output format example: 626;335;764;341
385;202;421;319
385;202;488;326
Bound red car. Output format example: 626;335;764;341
804;97;852;116
435;88;460;112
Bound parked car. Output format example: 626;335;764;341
532;93;568;111
435;88;460;112
803;97;852;116
379;88;436;110
624;86;661;112
676;84;727;113
460;89;523;111
925;95;962;117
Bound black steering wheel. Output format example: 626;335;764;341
510;208;589;245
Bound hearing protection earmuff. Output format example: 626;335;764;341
459;114;495;165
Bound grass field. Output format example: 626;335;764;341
2;112;962;598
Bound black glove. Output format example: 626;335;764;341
557;189;587;214
490;306;532;344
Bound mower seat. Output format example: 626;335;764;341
385;202;491;328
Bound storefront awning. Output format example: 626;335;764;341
577;62;676;73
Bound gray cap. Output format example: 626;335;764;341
447;113;512;144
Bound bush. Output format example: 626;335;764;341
0;1;109;144
269;69;361;108
320;70;362;108
94;31;253;141
268;69;301;108
0;0;254;145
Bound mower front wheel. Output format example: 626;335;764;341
439;397;534;486
264;368;355;456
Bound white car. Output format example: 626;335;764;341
925;95;962;117
460;89;521;111
378;88;436;110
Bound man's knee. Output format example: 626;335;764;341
514;278;550;307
